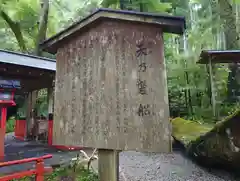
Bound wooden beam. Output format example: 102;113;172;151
21;79;53;92
0;68;54;91
47;87;54;115
0;128;4;161
25;93;31;139
26;91;37;138
0;64;54;77
98;149;119;181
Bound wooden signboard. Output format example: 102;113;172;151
41;8;185;153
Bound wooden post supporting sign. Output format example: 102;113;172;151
98;149;119;181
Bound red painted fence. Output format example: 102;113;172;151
0;154;52;181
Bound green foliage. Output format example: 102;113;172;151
35;89;48;117
101;0;119;8
13;166;98;181
45;166;98;181
101;0;172;12
165;0;240;121
0;0;40;51
146;0;172;12
6;117;15;133
0;10;26;51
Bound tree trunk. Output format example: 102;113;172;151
35;0;49;56
0;10;27;52
28;0;49;138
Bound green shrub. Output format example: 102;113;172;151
6;117;15;133
15;166;98;181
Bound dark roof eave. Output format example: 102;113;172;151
0;49;56;71
198;50;240;64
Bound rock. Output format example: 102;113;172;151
171;117;212;147
187;110;240;172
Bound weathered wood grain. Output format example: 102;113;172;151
54;20;171;153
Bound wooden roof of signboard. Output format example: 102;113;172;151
40;8;186;54
198;50;240;64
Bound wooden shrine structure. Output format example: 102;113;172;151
0;49;55;159
198;50;240;118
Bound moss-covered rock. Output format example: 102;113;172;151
186;110;240;171
171;117;212;147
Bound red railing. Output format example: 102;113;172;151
14;120;26;141
0;154;53;181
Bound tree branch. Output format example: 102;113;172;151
35;0;49;56
0;10;27;52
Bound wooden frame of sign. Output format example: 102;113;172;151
41;8;185;181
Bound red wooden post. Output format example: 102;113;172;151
1;108;7;133
0;107;7;160
35;158;45;181
14;120;18;137
48;120;53;146
21;120;26;140
15;119;27;141
0;128;4;161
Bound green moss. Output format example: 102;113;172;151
171;117;212;146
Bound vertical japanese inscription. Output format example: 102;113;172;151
136;39;152;117
136;79;147;95
136;41;152;57
138;104;151;116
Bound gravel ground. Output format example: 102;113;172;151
4;133;239;180
119;151;238;181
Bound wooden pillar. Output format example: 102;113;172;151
98;149;119;181
208;59;217;118
26;92;32;138
26;91;37;139
47;87;54;145
0;107;7;160
0;128;4;161
47;87;54;116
